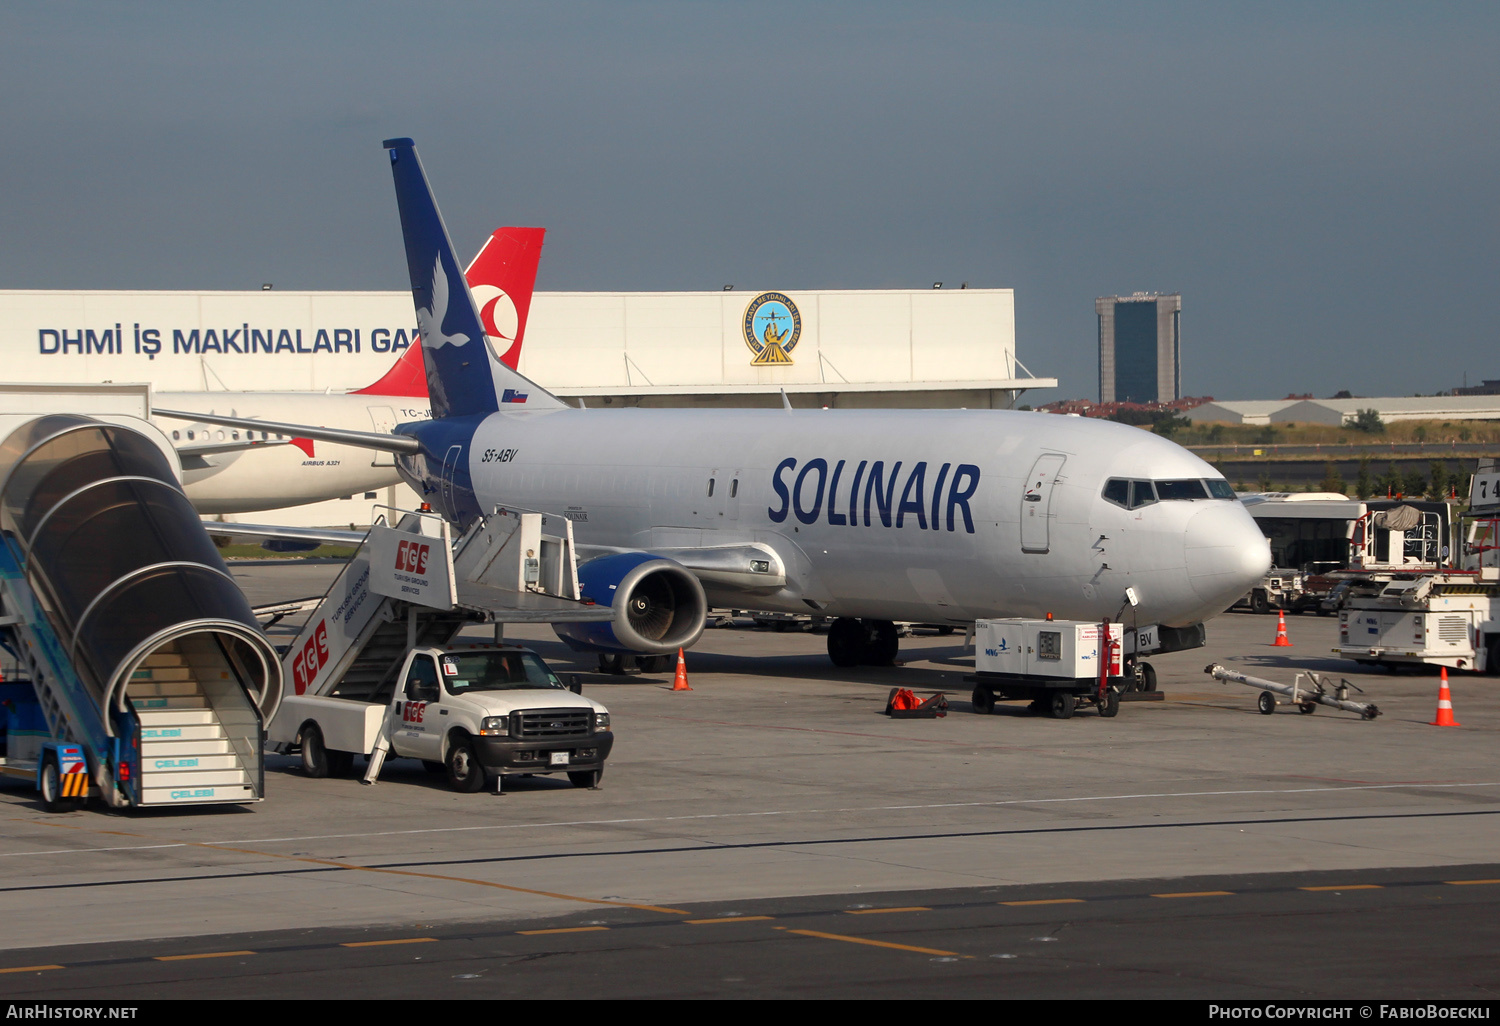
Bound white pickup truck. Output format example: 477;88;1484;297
269;644;613;792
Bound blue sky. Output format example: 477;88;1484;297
2;2;1496;402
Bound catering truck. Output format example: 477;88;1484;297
1335;464;1500;673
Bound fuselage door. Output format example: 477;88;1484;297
367;406;397;467
1021;454;1067;554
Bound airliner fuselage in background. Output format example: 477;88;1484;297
167;137;1271;667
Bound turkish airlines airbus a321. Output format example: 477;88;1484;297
159;226;544;514
163;138;1271;669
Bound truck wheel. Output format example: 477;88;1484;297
1298;701;1317;715
39;754;68;813
827;618;863;668
300;724;329;778
1049;693;1076;719
1487;637;1500;677
1099;689;1120;718
1251;591;1270;614
1258;691;1277;715
568;768;603;788
445;737;486;793
971;686;995;715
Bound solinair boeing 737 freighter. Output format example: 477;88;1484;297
163;138;1271;669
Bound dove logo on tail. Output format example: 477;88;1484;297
350;225;546;398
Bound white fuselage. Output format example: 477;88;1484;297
155;393;430;514
454;407;1271;628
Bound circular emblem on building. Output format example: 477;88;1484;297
743;292;801;365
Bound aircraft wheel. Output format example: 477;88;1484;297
598;653;625;675
864;619;899;666
936;625;956;636
568;767;603;789
1258;691;1277;715
1049;692;1076;719
971;686;995;715
446;736;486;793
1138;661;1157;693
827;618;863;668
1099;689;1120;718
300;724;329;778
1027;698;1047;715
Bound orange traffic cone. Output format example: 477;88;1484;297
1429;667;1461;726
671;647;692;691
1272;609;1293;647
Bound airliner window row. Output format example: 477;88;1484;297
1102;478;1237;510
169;429;283;442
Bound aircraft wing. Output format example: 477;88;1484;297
155;408;421;455
202;521;370;547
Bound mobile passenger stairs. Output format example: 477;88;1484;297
269;505;613;769
0;414;283;811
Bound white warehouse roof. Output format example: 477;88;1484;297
1271;396;1500;425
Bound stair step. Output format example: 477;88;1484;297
130;696;209;711
138;784;258;806
141;753;243;773
131;667;194;682
140;723;227;742
140;653;189;668
143;768;253;788
135;709;218;726
141;738;233;757
128;681;204;698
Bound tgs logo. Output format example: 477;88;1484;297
396;539;431;574
292;619;331;695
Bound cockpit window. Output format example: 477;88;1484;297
1104;477;1237;509
1156;479;1209;501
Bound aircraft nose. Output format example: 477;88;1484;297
1184;504;1271;606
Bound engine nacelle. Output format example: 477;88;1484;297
553;551;707;655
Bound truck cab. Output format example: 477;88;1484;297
274;643;613;792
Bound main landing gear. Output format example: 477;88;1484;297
827;617;900;667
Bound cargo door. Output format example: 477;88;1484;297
367;406;397;467
1021;454;1067;554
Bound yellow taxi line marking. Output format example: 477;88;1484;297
153;950;255;961
1299;885;1383;891
1001;898;1086;906
1445;879;1500;886
517;926;610;936
0;965;63;974
685;916;776;925
196;843;687;915
1152;891;1235;898
845;906;930;915
787;929;965;958
340;937;438;948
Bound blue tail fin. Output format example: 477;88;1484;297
383;138;564;418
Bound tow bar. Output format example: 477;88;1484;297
1204;664;1381;720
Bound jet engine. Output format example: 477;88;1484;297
552;551;707;655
